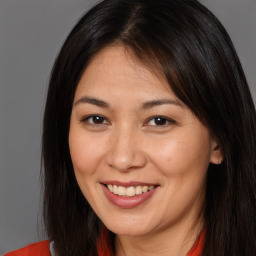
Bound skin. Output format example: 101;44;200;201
69;46;223;256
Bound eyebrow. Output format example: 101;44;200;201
74;96;110;108
74;96;183;109
141;99;183;109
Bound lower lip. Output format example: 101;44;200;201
101;184;158;209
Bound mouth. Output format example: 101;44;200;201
100;181;159;208
104;184;156;197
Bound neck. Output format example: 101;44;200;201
115;219;204;256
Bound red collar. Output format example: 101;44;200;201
187;229;205;256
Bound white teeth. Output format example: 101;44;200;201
135;186;143;195
113;185;118;194
107;184;113;192
118;186;126;196
126;186;136;197
148;185;154;191
142;186;148;193
106;184;156;197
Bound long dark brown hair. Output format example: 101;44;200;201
42;0;256;255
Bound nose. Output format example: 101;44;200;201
106;127;147;172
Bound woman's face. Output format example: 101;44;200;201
69;46;222;237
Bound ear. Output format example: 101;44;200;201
210;139;223;165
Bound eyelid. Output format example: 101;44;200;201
80;114;110;125
144;116;176;127
79;114;175;127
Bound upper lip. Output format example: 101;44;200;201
101;181;159;187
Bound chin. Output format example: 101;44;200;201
103;218;153;237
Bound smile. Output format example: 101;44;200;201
101;182;159;208
106;184;155;197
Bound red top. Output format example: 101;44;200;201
4;240;51;256
186;230;205;256
5;230;205;256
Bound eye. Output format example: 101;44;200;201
81;115;109;125
146;116;175;126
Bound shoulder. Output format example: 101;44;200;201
4;240;51;256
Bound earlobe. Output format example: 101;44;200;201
210;140;224;165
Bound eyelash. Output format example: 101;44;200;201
80;115;176;127
80;115;110;126
145;116;176;127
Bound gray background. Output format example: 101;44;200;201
0;0;255;254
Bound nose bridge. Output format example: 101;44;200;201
106;123;146;171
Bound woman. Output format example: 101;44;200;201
6;0;256;255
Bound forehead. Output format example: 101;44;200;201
75;45;175;100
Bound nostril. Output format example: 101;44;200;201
106;150;147;171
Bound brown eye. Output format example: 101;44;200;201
91;116;105;124
146;116;175;126
154;117;167;125
81;115;109;125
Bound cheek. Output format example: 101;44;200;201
69;129;106;176
68;129;106;202
148;130;211;177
